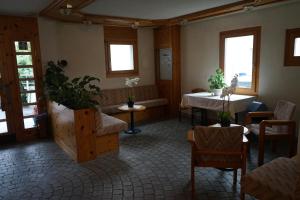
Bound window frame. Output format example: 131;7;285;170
284;28;300;66
219;26;261;95
104;26;139;78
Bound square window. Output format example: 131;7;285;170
224;35;254;88
104;26;138;77
110;44;134;71
220;27;261;95
284;28;300;66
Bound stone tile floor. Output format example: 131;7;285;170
0;118;290;200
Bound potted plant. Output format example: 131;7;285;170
125;77;140;108
208;68;226;96
44;60;101;110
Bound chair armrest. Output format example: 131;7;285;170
187;129;195;143
259;120;296;137
260;120;296;127
245;111;274;124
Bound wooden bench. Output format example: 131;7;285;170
48;102;127;163
97;85;168;122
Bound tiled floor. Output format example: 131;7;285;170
0;119;290;200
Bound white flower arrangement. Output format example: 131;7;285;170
125;77;140;87
218;74;238;126
125;77;140;104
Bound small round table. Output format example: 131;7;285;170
118;105;146;134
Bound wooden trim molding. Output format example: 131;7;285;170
220;26;261;95
39;0;289;27
284;28;300;66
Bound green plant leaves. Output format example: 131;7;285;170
208;68;226;90
44;60;102;110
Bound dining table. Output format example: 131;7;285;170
181;92;256;124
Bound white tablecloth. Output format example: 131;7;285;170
181;92;256;116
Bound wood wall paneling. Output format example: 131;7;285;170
154;25;181;116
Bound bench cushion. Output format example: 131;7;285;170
99;85;159;106
96;112;127;136
101;98;168;115
245;156;300;200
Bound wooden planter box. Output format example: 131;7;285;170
48;102;98;162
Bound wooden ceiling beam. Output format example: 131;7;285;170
39;0;291;27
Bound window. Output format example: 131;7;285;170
220;27;261;95
104;26;138;77
284;28;300;66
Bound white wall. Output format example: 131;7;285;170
38;17;155;89
181;2;300;153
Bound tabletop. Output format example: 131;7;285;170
118;105;146;112
181;92;256;115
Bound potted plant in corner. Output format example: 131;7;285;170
208;68;226;96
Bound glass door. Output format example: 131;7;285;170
14;41;38;130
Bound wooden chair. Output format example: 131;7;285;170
179;88;206;125
245;100;296;166
188;126;248;200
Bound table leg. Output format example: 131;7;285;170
235;113;239;124
124;111;141;134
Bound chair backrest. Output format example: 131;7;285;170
193;126;243;153
274;100;296;120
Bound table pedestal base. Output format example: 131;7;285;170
124;128;141;134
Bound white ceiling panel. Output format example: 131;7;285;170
82;0;241;19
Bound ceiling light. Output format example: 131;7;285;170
131;21;140;29
243;5;254;12
59;3;73;16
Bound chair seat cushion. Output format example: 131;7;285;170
101;98;168;115
245;156;300;200
96;113;127;136
247;124;289;135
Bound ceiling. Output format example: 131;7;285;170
82;0;241;19
0;0;52;16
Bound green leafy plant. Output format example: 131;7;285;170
44;60;101;110
218;111;231;127
208;68;226;90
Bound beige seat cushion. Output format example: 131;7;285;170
101;98;168;115
245;156;300;200
247;124;289;136
135;98;168;108
95;112;127;136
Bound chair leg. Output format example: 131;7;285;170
289;135;295;157
271;140;277;153
233;169;238;185
240;167;246;200
258;138;265;166
191;165;195;199
191;107;195;126
179;107;182;122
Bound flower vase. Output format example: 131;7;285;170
127;100;134;108
220;119;231;127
